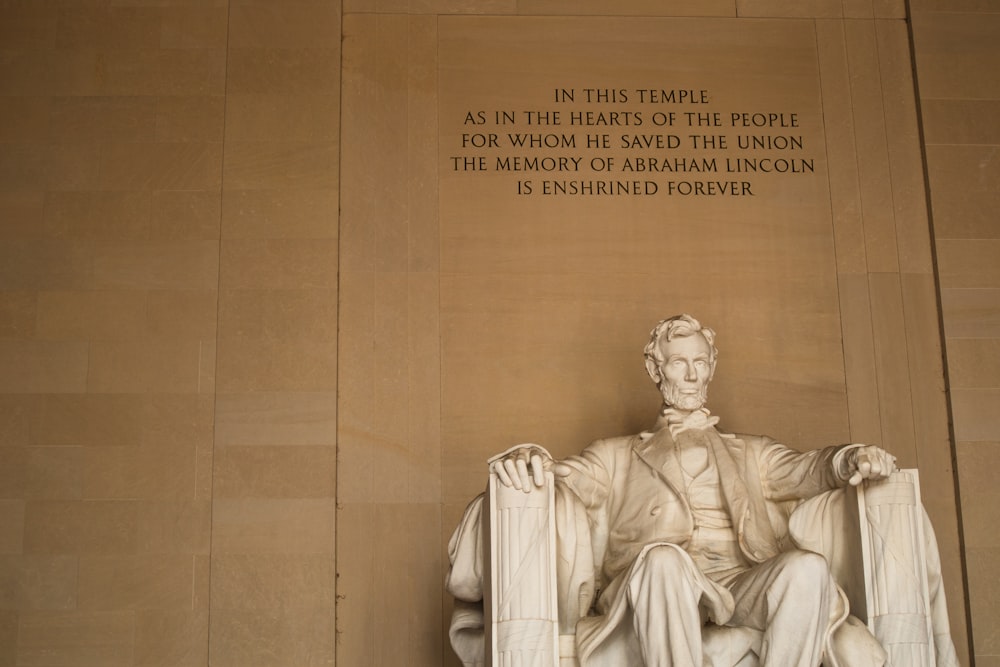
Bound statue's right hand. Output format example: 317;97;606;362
490;444;567;492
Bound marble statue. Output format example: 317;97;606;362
446;314;959;667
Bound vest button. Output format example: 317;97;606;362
650;506;661;516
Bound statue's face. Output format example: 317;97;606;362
656;333;714;411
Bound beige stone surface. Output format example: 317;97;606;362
89;240;220;290
23;501;138;555
87;338;203;393
0;342;89;394
946;338;1000;388
0;1;992;664
338;15;444;663
956;442;1000;551
816;20;867;276
226;94;340;143
229;3;341;48
337;503;443;664
208;608;335;667
136;501;212;555
221;189;338;239
47;96;158;144
0;555;78;611
836;274;883;444
222;142;337;191
522;0;733;16
0;188;43;232
912;6;1000;658
77;555;195;611
868;273;917;462
211;499;336;555
160;8;229;49
0;96;50;144
344;0;515;13
145;290;219;339
215;337;337;394
921;98;1000;146
226;49;339;95
29;395;139;447
965;547;1000;659
0;291;36;339
99;142;223;191
0;502;25;556
912;11;1000;100
36;291;146;341
876;22;933;275
0;610;14;667
17;611;135;667
134;610;210;667
924;144;1000;240
942;288;1000;338
149;191;223;241
911;0;997;9
737;0;843;18
843;20;898;274
214;392;337;447
0;397;32;449
951;389;1000;443
82;445;199;500
207;3;342;666
0;241;91;290
23;447;84;500
154;97;226;143
213;445;336;498
0;6;57;50
0;6;240;667
938;240;1000;289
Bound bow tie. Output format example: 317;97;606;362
661;407;720;436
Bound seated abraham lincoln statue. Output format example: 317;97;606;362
446;314;959;667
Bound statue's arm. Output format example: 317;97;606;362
556;440;615;509
759;440;896;501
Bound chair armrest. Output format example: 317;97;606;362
485;469;560;667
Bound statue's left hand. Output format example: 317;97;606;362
846;445;898;486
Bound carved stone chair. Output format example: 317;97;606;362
447;463;958;667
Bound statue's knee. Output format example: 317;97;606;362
631;545;694;589
628;546;700;609
779;550;831;587
643;545;689;572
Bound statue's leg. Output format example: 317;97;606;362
724;550;833;667
625;544;704;667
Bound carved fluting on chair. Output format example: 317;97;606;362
485;468;560;667
856;470;953;667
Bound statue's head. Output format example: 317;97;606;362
643;314;718;411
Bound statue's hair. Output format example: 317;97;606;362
643;314;718;375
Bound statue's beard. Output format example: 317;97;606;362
661;383;709;411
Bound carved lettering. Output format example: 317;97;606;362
449;87;819;197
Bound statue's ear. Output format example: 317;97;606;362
645;357;661;385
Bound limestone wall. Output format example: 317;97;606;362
0;1;995;665
912;3;1000;664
